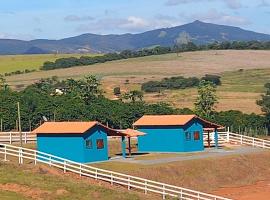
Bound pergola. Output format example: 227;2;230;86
119;129;146;156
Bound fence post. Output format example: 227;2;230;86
49;156;52;167
252;138;255;147
20;149;23;164
144;181;147;194
263;140;265;148
240;135;243;145
24;132;27;143
111;173;113;185
9;132;12;144
34;151;37;165
95;169;98;180
79;164;82;177
227;127;230;143
4;145;7;161
64;161;66;173
128;177;131;190
18;148;20;164
162;185;166;200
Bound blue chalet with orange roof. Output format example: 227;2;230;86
133;115;222;153
33;121;126;163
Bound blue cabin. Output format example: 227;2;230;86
33;121;125;163
133;115;222;153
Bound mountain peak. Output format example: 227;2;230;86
192;20;204;24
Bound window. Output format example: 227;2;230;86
96;139;104;149
185;132;191;141
85;139;92;149
194;131;200;140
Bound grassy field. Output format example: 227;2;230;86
4;50;270;113
0;53;97;74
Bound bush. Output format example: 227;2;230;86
201;74;221;86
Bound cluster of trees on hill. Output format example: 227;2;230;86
3;69;37;77
0;75;268;135
41;47;172;70
40;41;270;71
141;75;221;93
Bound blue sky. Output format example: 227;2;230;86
0;0;269;40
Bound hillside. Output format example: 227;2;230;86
5;50;270;114
0;161;154;200
1;20;270;54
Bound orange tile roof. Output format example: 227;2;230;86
119;129;146;137
32;121;127;137
32;121;98;134
133;115;223;129
133;115;196;126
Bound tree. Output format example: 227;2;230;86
257;83;270;121
0;75;8;91
194;80;218;118
113;87;121;96
122;90;144;103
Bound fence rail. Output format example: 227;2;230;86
0;132;36;143
0;143;231;200
222;132;270;150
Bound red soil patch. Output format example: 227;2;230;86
213;180;270;200
0;183;50;199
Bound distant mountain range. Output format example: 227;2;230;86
1;20;270;55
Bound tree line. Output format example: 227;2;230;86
0;74;268;136
141;75;221;93
40;40;270;71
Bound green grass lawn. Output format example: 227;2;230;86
0;54;98;74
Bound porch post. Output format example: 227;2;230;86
214;128;218;149
121;136;126;158
207;130;211;148
128;137;131;157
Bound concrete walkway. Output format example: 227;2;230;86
110;146;267;165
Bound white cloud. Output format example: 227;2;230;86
76;15;179;34
0;32;34;40
165;0;243;9
224;0;242;9
187;9;251;26
258;0;270;7
64;15;95;22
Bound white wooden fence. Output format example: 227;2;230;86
219;131;270;150
0;132;36;143
0;143;231;200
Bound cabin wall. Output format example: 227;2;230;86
83;126;108;163
37;126;109;163
137;119;204;153
37;133;85;163
137;126;185;152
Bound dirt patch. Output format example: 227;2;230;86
55;188;69;196
0;183;50;200
213;180;270;200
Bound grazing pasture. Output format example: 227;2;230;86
4;50;270;113
0;53;97;74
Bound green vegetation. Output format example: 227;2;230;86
0;75;268;135
141;75;221;93
40;41;270;71
195;81;218;118
41;47;172;70
0;53;97;75
257;83;270;121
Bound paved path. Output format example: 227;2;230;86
110;146;267;165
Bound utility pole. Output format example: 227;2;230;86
17;102;22;147
0;118;2;132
